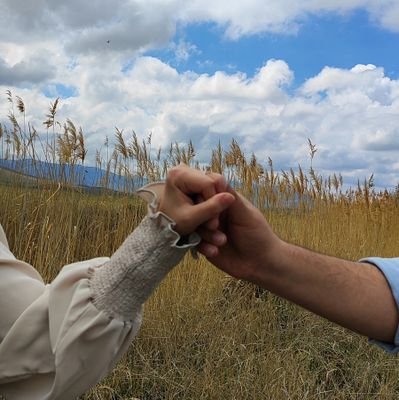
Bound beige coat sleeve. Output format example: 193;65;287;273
0;185;200;400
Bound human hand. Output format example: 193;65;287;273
158;164;235;236
197;180;282;282
198;183;399;345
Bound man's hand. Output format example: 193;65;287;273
197;182;282;281
196;173;398;343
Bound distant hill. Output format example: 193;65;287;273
0;159;149;191
0;164;40;187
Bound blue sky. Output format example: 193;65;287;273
148;10;399;85
1;0;399;189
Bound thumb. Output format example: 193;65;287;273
226;186;254;221
186;192;235;233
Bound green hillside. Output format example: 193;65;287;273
0;166;39;187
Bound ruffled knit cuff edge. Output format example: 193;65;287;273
135;182;201;250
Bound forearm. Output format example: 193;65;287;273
255;240;398;342
90;211;199;321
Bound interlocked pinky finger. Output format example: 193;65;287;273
197;227;227;247
197;241;219;259
204;216;219;231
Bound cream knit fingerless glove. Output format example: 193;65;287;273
89;184;200;321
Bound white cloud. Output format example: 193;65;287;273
1;0;399;188
1;1;399;53
189;60;293;101
0;55;54;86
302;64;398;105
180;0;399;37
357;128;399;151
0;0;177;55
172;39;200;64
3;57;399;188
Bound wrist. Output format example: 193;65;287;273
244;237;286;286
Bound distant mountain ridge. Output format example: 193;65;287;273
0;159;311;208
0;159;149;191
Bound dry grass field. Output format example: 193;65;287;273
1;94;399;399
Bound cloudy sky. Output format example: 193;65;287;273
1;0;399;189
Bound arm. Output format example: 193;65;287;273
0;166;235;400
198;187;399;344
257;241;398;343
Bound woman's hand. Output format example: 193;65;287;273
158;164;235;236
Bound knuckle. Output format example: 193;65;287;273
214;174;227;190
167;166;182;181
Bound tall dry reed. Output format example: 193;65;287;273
1;93;399;399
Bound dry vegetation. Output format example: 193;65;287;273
1;93;399;399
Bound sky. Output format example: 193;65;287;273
0;0;399;189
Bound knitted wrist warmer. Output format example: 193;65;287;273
89;185;200;321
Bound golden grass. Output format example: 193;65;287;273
1;93;399;399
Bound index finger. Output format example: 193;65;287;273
204;171;230;194
168;165;225;200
